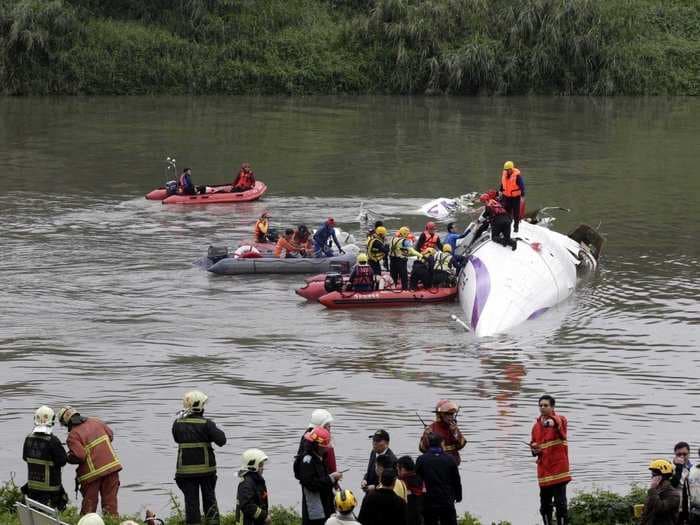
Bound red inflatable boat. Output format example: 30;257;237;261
296;273;394;302
318;287;457;309
145;182;267;204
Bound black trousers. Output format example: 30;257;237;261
540;482;567;523
23;488;68;511
432;270;451;287
410;265;432;290
176;475;219;525
423;505;457;525
390;256;408;289
491;214;516;248
502;196;521;231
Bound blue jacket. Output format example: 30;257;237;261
313;223;341;250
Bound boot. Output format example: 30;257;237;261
541;512;553;525
556;513;568;525
510;239;517;251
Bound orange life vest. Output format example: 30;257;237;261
274;237;298;258
421;232;439;253
254;219;269;239
501;168;522;197
235;170;255;190
66;418;122;486
531;413;571;487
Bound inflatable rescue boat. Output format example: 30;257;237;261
319;287;457;309
146;182;267;204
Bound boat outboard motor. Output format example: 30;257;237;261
324;272;344;293
207;245;229;264
165;180;178;195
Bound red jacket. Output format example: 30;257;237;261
530;412;571;487
67;417;122;486
233;170;256;190
419;421;467;464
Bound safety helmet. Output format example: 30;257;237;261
649;459;674;475
77;514;105;525
442;244;452;253
357;253;368;264
182;390;208;412
58;406;78;427
398;226;410;238
503;161;515;170
304;426;331;447
34;406;55;427
335;489;357;513
435;399;459;414
327;217;336;225
309;409;334;428
424;247;436;256
375;226;387;237
479;193;491;203
241;448;268;473
425;221;436;231
260;211;270;218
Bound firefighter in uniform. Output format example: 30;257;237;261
22;406;69;510
389;227;421;290
432;245;456;287
172;390;227;525
419;400;467;466
236;449;270;525
530;395;571;525
58;405;122;516
367;226;389;285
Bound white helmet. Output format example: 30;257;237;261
183;390;208;412
120;521;140;525
77;514;105;525
240;448;268;473
34;406;55;427
308;409;333;428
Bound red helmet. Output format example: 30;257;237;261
479;193;490;203
261;210;270;218
435;399;459;414
327;217;336;225
425;221;436;231
304;426;331;447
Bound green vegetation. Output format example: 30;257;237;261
0;0;697;95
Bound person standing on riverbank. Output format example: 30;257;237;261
499;161;524;232
297;409;337;474
530;395;570;525
415;434;461;525
671;441;693;524
299;426;343;525
419;400;467;465
361;430;397;493
640;460;680;525
172;390;226;525
58;405;122;516
236;448;271;525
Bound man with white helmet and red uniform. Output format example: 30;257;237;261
236;448;271;525
22;406;69;510
172;390;227;525
419;400;467;466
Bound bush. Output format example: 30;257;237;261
569;485;647;525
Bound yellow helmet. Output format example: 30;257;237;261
503;161;515;170
77;514;105;525
34;406;55;427
357;253;368;264
398;226;410;238
335;489;357;513
442;244;452;253
375;226;387;237
649;459;674;475
183;390;208;412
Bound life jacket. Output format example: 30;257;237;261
67;418;122;485
351;264;374;289
366;235;386;262
178;173;191;190
235;170;255;190
24;433;62;492
486;198;507;216
173;416;218;477
274;237;298;258
420;232;439;253
419;421;466;465
434;252;453;273
501;168;522;197
530;413;571;487
254;219;269;239
390;237;410;258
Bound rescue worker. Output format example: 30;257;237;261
297;409;337;476
293;225;313;257
236;449;270;525
443;223;469;253
299;426;343;525
254;212;275;243
357;469;407;525
671;441;693;524
367;226;389;278
640;459;680;525
362;430;397;493
77;514;105;525
232;163;256;192
409;249;435;291
21;406;69;510
477;192;517;250
397;456;425;525
415;222;442;254
178;168;196;195
348;254;374;292
431;245;456;287
326;489;360;525
367;221;384;241
530;395;570;525
389;227;421;290
419;400;467;466
275;229;300;258
58;405;122;516
415;434;461;525
172;390;226;525
313;218;344;258
499;161;525;232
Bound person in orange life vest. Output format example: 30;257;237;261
254;211;276;243
292;225;313;257
275;229;300;258
348;253;374;292
530;395;571;525
232;163;256;192
474;192;517;251
178;168;196;195
419;400;467;466
415;222;443;254
499;161;525;232
58;406;122;516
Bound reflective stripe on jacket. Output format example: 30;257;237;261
366;236;387;262
67;418;122;485
531;413;571;487
418;421;466;465
501;169;522;197
173;417;218;476
24;433;64;492
434;253;453;273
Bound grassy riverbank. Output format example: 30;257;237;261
0;478;648;525
0;0;697;95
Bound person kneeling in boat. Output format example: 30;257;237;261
476;192;517;251
432;245;458;287
254;211;277;243
389;227;421;290
178;168;196;195
313;217;345;258
232;163;256;192
275;229;301;258
293;225;313;257
348;253;374;292
410;249;435;290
